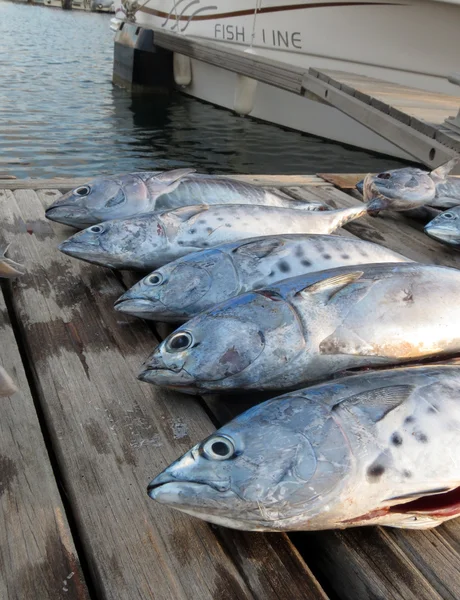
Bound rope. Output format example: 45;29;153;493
249;0;262;48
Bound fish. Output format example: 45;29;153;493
139;262;460;393
357;159;460;212
424;206;460;248
58;203;367;271
0;365;17;397
147;364;460;531
115;234;410;322
0;244;24;278
45;168;328;229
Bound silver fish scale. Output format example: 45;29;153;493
159;177;282;208
141;263;460;393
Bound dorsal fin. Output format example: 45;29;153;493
234;238;286;259
296;271;364;302
151;168;196;184
169;204;209;222
430;158;458;181
145;168;196;199
333;385;413;422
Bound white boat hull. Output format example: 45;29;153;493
112;0;460;158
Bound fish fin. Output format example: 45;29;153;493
430;158;458;181
145;168;196;199
0;366;17;397
105;188;126;208
150;168;196;185
169;204;209;222
385;488;452;502
363;173;389;212
355;179;365;194
233;238;286;259
334;385;413;422
297;271;364;301
0;245;24;279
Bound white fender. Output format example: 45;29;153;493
173;53;192;88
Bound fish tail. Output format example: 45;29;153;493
330;206;368;231
0;245;24;279
0;366;17;397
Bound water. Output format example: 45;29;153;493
0;1;409;179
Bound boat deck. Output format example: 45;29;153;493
121;24;460;170
2;175;460;600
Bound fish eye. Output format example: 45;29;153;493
377;172;391;180
89;225;104;234
443;212;455;219
75;186;91;197
202;435;235;460
145;272;163;286
165;331;193;352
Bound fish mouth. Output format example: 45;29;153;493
424;224;460;244
115;296;185;322
45;205;92;228
114;297;157;315
58;239;107;264
148;473;231;499
138;364;197;386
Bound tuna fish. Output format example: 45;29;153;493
147;365;460;531
139;263;460;393
0;244;24;278
424;206;460;248
45;168;327;229
58;204;367;271
0;365;17;397
115;234;409;322
357;159;460;212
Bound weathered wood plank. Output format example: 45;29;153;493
0;174;328;192
0;285;89;600
1;187;327;600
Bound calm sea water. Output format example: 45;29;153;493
0;1;409;179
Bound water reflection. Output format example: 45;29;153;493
0;1;410;178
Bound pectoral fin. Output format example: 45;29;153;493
145;168;196;199
296;271;364;302
234;238;287;259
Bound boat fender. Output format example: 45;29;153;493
173;53;192;88
233;74;258;116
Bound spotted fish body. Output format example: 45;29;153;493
139;263;460;393
148;365;460;531
45;168;326;229
116;234;410;322
357;159;460;212
58;203;367;271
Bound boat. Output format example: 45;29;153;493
110;0;460;159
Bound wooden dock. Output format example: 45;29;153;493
2;174;460;600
